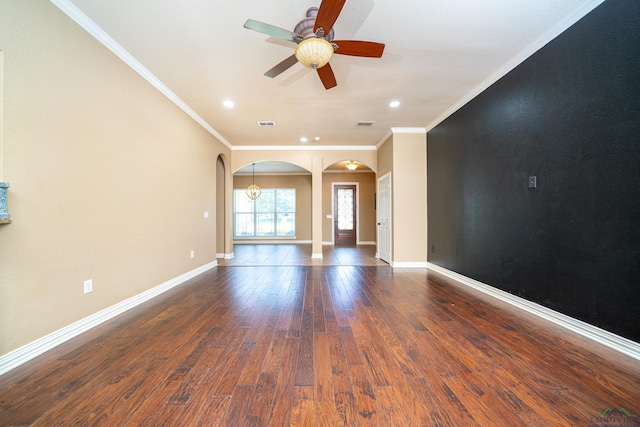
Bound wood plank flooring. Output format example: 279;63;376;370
216;244;388;266
1;262;639;425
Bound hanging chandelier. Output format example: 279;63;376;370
345;161;358;171
246;163;261;200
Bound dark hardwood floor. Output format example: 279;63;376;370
216;244;388;267
1;256;639;425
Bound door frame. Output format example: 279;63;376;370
331;182;359;245
376;172;392;263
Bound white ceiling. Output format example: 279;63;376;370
58;0;602;151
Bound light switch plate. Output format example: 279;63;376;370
528;176;537;189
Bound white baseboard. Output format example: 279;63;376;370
216;253;225;259
0;261;218;376
311;253;323;259
224;253;234;260
426;262;640;362
233;240;311;245
323;241;334;246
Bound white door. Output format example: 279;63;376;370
377;173;391;263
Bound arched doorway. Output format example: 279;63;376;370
216;154;226;258
323;160;377;247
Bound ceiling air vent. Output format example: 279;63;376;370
257;121;276;127
357;121;375;126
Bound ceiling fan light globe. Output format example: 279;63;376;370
295;38;334;69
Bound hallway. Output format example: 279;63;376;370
217;244;389;267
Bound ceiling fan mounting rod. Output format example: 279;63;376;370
294;7;335;42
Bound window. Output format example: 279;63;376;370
234;188;295;237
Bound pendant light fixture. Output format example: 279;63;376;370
345;160;358;171
246;163;261;200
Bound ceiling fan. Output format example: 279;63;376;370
244;0;385;90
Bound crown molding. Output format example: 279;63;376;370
231;145;377;151
50;0;233;150
425;0;606;132
376;128;427;148
234;172;311;176
390;127;427;134
51;0;604;150
376;130;393;148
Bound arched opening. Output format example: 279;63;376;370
322;160;377;247
215;154;227;258
232;161;311;243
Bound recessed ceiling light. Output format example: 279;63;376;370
223;100;234;108
314;137;320;142
389;100;400;108
300;137;308;143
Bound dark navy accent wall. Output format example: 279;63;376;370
427;0;640;341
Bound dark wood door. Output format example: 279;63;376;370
334;185;356;245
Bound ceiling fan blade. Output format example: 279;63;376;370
317;63;337;90
314;0;346;36
332;40;385;58
244;19;300;43
265;55;299;78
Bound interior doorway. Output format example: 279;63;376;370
334;184;357;245
377;173;391;263
216;155;226;258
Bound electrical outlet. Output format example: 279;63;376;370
204;211;209;218
84;279;93;294
191;250;195;259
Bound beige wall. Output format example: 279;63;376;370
391;131;428;263
0;1;230;356
377;135;393;177
322;172;377;244
376;131;428;264
0;51;4;179
231;150;377;174
233;174;312;240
